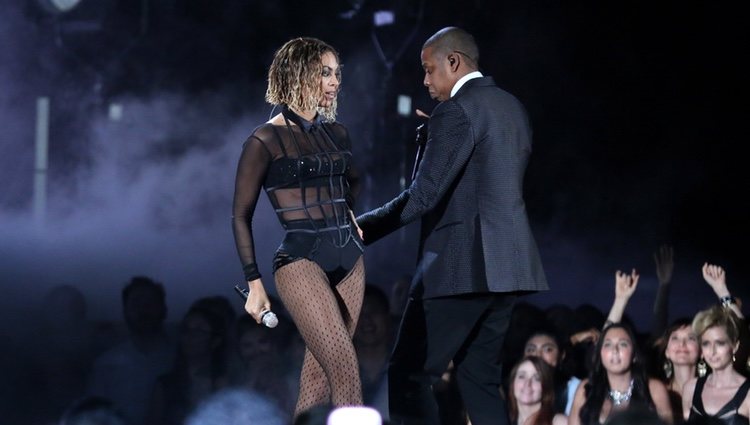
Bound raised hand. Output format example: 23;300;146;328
615;268;640;301
702;263;743;318
606;268;639;326
702;263;727;293
654;244;674;285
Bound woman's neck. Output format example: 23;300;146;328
671;363;696;391
290;106;316;122
516;403;540;425
607;371;633;391
709;365;741;387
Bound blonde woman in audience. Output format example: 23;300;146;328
682;263;749;424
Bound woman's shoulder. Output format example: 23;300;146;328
647;378;670;401
648;377;668;389
244;122;279;144
324;120;349;135
552;413;569;425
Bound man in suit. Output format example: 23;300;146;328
356;26;548;425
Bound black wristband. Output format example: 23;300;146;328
243;263;261;281
720;295;736;308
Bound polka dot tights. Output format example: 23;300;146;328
274;256;365;417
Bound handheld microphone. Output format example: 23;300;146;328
233;285;279;328
411;123;428;181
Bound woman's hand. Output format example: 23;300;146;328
615;268;639;301
244;279;271;324
349;209;364;240
654;244;674;285
570;328;601;346
703;263;728;296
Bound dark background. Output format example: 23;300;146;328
1;0;746;333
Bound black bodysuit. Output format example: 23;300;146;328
689;376;750;425
232;106;363;285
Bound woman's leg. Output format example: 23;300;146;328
274;257;365;416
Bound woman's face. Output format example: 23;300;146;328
524;334;560;368
180;313;217;358
317;51;340;109
238;328;274;366
700;325;736;371
665;325;700;366
600;327;634;374
513;360;543;406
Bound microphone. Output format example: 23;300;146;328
411;123;428;181
233;284;279;328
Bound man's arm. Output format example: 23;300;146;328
357;100;474;245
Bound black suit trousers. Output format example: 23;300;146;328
388;292;516;425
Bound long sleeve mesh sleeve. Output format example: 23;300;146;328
231;135;271;281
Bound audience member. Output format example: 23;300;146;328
59;396;129;425
507;356;567;425
145;305;229;425
682;274;749;424
26;285;97;423
569;322;672;425
87;276;175;425
524;328;581;415
183;387;286;425
653;318;699;423
229;312;297;421
354;284;394;418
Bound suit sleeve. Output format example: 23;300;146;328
357;100;474;244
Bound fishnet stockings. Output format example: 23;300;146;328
274;256;366;417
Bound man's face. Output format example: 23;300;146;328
421;46;455;102
124;287;165;335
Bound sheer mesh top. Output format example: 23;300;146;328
232;106;355;278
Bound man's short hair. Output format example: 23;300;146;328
423;26;479;65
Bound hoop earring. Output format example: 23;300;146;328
697;358;708;377
663;359;674;379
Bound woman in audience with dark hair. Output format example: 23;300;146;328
146;306;228;425
653;318;700;423
507;356;568;425
524;328;581;415
569;321;673;425
682;263;749;424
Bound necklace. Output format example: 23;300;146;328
608;379;634;406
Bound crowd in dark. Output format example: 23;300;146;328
1;245;747;424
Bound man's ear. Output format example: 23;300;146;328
447;53;459;70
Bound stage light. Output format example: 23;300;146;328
373;10;395;27
36;0;83;14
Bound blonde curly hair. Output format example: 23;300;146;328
265;37;340;122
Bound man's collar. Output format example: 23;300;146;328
450;71;483;98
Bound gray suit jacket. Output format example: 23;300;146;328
358;76;548;299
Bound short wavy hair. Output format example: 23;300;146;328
692;304;741;344
265;37;340;122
